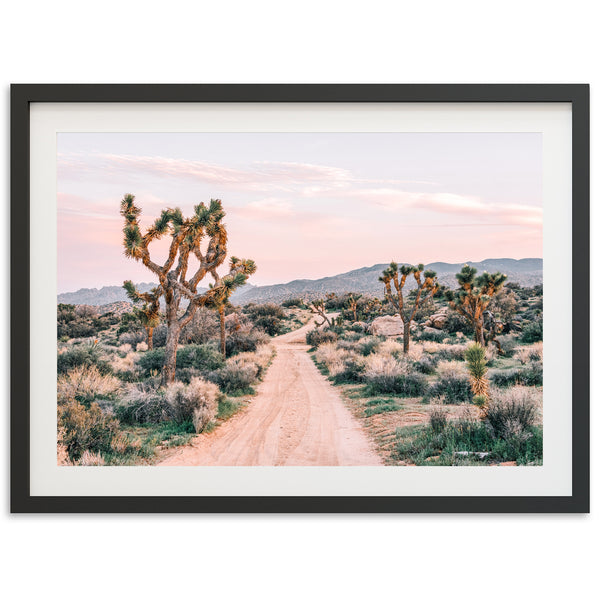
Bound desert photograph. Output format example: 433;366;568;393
56;132;543;467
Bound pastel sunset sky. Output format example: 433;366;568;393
57;132;542;293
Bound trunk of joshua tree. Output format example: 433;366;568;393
147;326;154;350
475;318;485;346
161;322;180;386
403;321;411;353
219;305;226;357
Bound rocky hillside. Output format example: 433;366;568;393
58;258;542;306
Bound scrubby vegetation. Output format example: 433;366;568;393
308;269;543;466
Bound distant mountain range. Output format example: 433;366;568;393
57;258;542;307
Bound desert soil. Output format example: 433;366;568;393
159;321;382;466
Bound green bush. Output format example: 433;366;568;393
521;320;543;343
330;357;366;384
116;384;172;424
175;343;224;371
427;374;473;404
137;348;166;375
306;328;338;347
58;398;119;461
226;329;270;356
364;372;427;397
210;363;257;396
486;397;538;440
281;298;304;308
415;329;446;342
57;345;112;375
490;363;543;387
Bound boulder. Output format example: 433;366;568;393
424;309;449;330
368;315;406;336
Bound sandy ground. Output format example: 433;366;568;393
159;320;382;466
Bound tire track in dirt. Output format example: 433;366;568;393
159;320;382;466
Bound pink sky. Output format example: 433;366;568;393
57;133;542;292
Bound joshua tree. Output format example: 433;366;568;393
465;342;490;414
310;299;333;328
444;265;507;346
379;262;439;353
347;294;360;322
205;274;242;357
123;281;161;350
120;194;256;385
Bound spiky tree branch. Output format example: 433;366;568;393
379;262;439;353
444;265;507;346
120;194;255;384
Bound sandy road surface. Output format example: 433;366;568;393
159;320;382;466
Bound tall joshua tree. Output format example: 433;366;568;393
379;262;439;353
123;281;161;350
444;265;507;346
205;271;244;357
120;194;256;385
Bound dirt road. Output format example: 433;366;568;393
159;320;382;466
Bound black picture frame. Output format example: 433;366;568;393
10;84;590;513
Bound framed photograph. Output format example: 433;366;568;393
11;84;589;513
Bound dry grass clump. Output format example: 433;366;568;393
422;341;466;361
315;342;353;374
515;342;544;364
365;353;410;377
110;351;139;373
378;339;404;357
484;345;497;363
77;450;106;466
57;364;121;406
136;341;149;352
406;344;424;361
229;344;275;378
118;343;132;354
486;385;540;440
165;377;220;432
436;360;468;378
429;401;448;433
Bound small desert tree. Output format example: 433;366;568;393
205;267;248;357
123;282;161;349
120;194;256;385
310;299;333;328
379;262;439;353
444;265;507;346
465;342;490;414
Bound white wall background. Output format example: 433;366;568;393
0;1;596;598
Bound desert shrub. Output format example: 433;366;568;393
427;373;473;404
150;324;168;348
365;372;427;396
165;377;220;432
77;450;106;466
315;342;351;373
330;354;366;384
377;339;404;358
306;328;338;347
486;389;538;440
414;354;437;374
57;365;121;408
490;363;543;387
175;343;225;372
429;404;448;434
521;319;543;343
137;348;166;375
181;308;219;344
118;330;147;347
245;303;287;335
281;298;304;308
210;362;257;396
363;355;426;396
226;329;270;355
436;360;467;378
58;398;119;461
358;338;380;356
57;344;112;375
228;345;274;380
57;304;119;340
443;312;473;335
516;342;543;364
117;384;172;424
436;344;466;361
495;334;518;357
415;329;446;343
